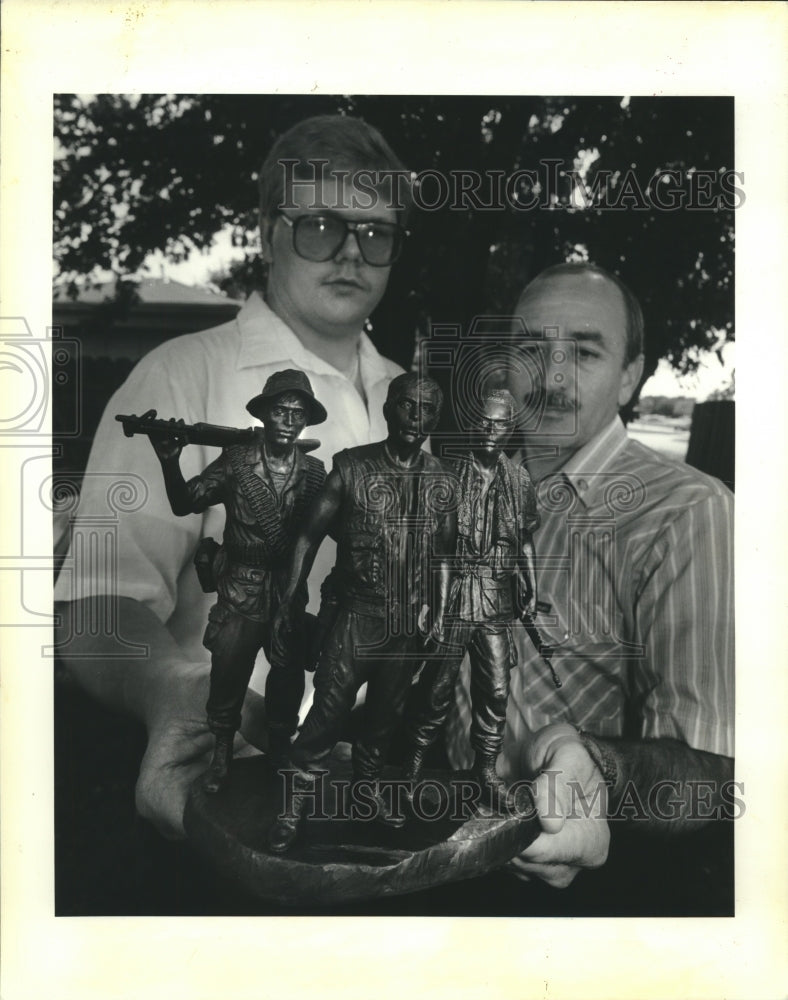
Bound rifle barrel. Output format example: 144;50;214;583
115;413;256;447
115;413;321;452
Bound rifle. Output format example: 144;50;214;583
521;612;562;689
115;410;320;453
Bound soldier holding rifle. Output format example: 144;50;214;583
125;370;327;792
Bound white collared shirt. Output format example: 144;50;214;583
54;293;404;662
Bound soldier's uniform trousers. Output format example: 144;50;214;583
291;604;423;779
203;599;306;741
408;620;517;759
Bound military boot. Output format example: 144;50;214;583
267;766;317;854
353;743;406;829
472;752;510;815
265;725;294;773
402;746;425;784
401;746;426;805
203;732;234;794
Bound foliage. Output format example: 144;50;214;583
638;396;696;418
54;94;735;379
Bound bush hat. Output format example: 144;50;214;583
246;369;328;426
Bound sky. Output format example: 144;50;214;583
642;345;734;400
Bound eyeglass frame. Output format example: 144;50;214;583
276;210;410;267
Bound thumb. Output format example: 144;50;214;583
239;688;272;752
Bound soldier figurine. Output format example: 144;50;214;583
267;373;456;853
145;369;327;793
402;388;539;808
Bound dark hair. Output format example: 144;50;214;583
385;372;444;412
258;114;412;224
521;262;645;365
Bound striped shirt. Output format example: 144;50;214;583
446;417;734;777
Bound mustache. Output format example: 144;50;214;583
520;388;577;413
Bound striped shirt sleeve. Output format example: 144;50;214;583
632;488;734;758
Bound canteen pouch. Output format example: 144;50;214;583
194;536;221;593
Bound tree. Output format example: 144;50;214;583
54;94;735;380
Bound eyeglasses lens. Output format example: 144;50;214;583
293;215;400;266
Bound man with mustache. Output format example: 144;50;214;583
54;114;410;839
446;262;734;890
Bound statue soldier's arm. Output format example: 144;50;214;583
516;466;540;619
428;503;457;645
145;418;225;517
517;535;538;619
272;468;345;646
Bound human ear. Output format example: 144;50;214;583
259;213;275;264
619;353;645;408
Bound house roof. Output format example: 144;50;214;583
53;277;242;308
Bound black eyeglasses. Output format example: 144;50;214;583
278;212;409;267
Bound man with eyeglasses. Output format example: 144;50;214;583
54;115;411;840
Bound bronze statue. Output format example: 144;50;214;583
121;369;328;793
402;389;539;808
267;373;456;853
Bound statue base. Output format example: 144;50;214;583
184;746;540;907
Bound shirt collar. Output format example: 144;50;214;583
558;416;630;508
357;327;396;384
464;451;508;480
236;291;391;388
245;438;308;485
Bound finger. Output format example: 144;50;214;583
507;856;580;890
239;688;271;751
515;828;571;867
531;768;570;835
517;813;611;871
503;858;532;882
135;754;198;840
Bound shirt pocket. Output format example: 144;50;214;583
479;577;514;619
202;601;232;651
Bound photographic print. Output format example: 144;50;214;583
2;4;786;1000
50;92;737;918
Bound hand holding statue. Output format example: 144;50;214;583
135;660;270;839
507;723;610;888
